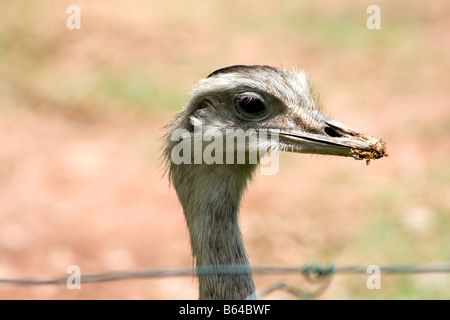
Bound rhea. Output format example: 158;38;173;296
163;65;387;300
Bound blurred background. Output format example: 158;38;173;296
0;0;449;299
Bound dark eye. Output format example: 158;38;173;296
235;93;267;119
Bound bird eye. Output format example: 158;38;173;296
235;93;267;119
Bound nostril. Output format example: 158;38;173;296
324;126;342;138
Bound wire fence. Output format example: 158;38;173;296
1;262;449;299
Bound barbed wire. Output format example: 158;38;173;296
1;262;449;299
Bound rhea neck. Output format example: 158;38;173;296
171;161;257;300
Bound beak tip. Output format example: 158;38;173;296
351;137;388;163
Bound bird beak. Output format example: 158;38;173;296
277;115;388;164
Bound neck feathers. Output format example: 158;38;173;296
169;162;257;299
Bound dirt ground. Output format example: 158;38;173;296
0;1;449;299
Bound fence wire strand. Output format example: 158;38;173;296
1;262;449;299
